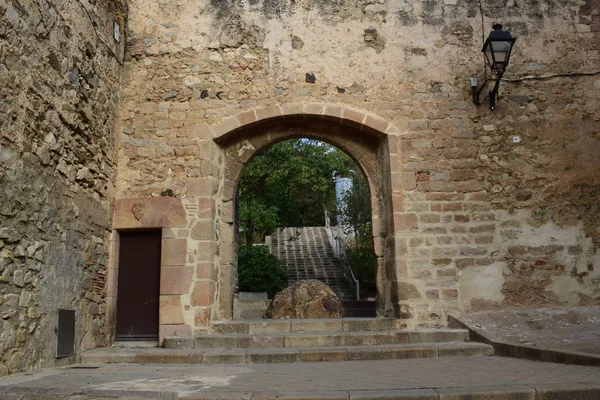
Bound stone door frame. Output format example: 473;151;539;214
212;102;403;320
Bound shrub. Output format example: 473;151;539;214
238;245;288;298
344;247;377;298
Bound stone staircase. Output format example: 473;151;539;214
82;318;494;365
272;226;354;300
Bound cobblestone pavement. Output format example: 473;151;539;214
1;356;600;399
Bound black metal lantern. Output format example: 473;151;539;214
472;24;517;110
482;24;516;78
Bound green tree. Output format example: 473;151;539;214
339;173;373;248
238;139;354;243
338;173;377;297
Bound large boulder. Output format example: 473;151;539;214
264;280;343;319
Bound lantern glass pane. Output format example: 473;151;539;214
491;40;512;63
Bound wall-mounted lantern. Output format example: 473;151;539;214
471;24;517;110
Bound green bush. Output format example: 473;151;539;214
238;245;288;298
344;247;377;298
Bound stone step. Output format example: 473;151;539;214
163;329;470;350
210;318;401;334
82;341;493;365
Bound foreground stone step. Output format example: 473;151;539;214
210;318;402;334
82;341;492;365
164;329;470;350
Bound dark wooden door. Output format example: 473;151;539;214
116;230;161;340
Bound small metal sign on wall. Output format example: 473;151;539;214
56;309;75;358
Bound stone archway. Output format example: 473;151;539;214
212;103;402;320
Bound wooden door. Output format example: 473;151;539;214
116;230;161;340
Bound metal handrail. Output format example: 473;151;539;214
324;211;360;300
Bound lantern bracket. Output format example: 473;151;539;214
471;24;516;111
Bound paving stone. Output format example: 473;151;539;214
436;385;535;400
530;383;600;400
349;389;439;400
250;391;349;400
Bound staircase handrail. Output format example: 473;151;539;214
324;211;360;300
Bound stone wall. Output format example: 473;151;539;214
116;0;599;333
0;0;125;374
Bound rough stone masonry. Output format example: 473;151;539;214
1;0;600;375
0;0;126;375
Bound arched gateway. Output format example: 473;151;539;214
110;103;405;343
214;103;400;320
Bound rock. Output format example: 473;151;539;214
264;280;343;319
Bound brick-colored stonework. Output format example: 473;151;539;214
1;0;599;375
114;0;600;335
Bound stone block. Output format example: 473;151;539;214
256;105;282;121
162;334;194;349
291;319;343;333
160;266;193;294
299;348;347;362
237;109;257;126
136;351;202;364
346;346;437;360
249;320;291;334
246;349;299;364
394;213;418;232
191;280;216;306
198;197;214;219
439;342;494;357
81;352;137;364
113;198;187;229
304;102;324;115
253;391;348;400
159;295;184;324
323;104;343;118
187;177;214;197
364;115;390;133
197;241;217;262
161;238;187;266
343;108;366;124
220;222;235;244
284;333;345;347
343;318;398;332
281;102;305;115
211;321;249;334
213;117;241;139
195;307;211;326
531;383;600;400
349;389;439;400
437;385;535;400
202;351;247;364
197;262;216;280
191;220;214;241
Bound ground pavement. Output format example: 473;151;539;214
1;356;600;399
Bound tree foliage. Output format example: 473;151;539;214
238;139;354;243
338;173;372;248
237;245;288;297
338;173;377;297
